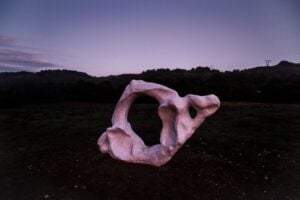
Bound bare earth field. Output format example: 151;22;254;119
0;102;299;200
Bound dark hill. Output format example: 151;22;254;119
242;60;300;76
0;69;95;86
0;61;299;106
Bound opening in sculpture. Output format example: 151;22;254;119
98;80;220;166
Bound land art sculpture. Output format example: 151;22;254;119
98;80;220;166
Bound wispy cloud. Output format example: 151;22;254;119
0;35;60;72
0;35;16;47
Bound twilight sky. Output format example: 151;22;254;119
0;0;299;76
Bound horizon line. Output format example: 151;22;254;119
0;60;298;78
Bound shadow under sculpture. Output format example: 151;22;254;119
98;80;220;167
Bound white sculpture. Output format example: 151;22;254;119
98;80;220;166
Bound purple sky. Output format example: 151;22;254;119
0;0;299;76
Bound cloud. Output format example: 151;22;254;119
0;35;16;47
0;35;60;72
0;64;23;72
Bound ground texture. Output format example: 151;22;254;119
0;102;299;200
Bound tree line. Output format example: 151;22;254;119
0;60;299;107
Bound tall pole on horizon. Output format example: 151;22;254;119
265;59;272;67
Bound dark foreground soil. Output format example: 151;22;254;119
0;102;299;200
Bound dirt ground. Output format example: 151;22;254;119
0;102;299;200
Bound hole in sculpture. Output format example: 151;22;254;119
128;95;162;146
189;106;197;118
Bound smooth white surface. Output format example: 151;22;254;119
98;80;220;166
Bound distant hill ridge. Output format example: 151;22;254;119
1;60;299;79
0;61;299;106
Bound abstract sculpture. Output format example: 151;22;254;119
98;80;220;166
